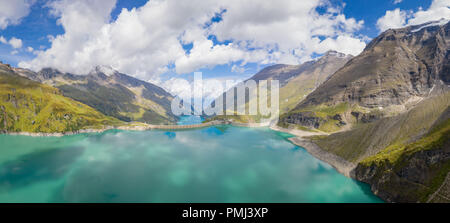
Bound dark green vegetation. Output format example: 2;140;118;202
15;66;177;124
0;64;122;133
354;116;449;202
288;21;450;202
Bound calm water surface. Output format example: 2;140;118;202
0;117;382;202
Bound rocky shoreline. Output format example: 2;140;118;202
288;137;356;177
230;122;269;128
0;120;230;137
269;125;327;137
269;125;356;177
3;127;117;137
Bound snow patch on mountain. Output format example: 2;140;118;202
93;65;117;76
411;18;449;32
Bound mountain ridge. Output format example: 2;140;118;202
281;20;449;132
207;50;353;123
281;20;450;203
14;66;177;124
0;63;123;133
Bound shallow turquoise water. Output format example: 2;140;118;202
0;126;382;203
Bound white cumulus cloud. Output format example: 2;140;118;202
408;0;450;25
0;36;23;49
0;0;35;29
8;37;23;49
0;36;6;44
377;0;450;32
154;76;243;104
376;8;407;31
20;0;367;81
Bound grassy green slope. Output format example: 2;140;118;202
0;67;122;133
57;82;138;122
14;67;177;125
310;92;450;162
57;79;176;125
307;92;450;202
355;117;450;202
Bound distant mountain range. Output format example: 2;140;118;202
0;62;178;133
207;50;352;122
251;50;353;114
14;65;177;124
0;63;122;133
0;19;448;203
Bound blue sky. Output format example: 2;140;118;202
342;0;433;37
0;0;447;85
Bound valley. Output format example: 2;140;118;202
0;19;449;203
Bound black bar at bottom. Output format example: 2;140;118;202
0;203;446;222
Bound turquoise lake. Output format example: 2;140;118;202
0;116;382;203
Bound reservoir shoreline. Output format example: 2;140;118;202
1;120;229;137
269;125;355;177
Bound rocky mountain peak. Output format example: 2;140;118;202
294;20;449;110
365;19;449;52
323;50;349;58
316;51;351;66
91;65;118;77
37;67;63;80
250;50;352;87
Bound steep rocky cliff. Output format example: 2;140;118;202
281;20;450;133
354;111;450;202
288;20;450;203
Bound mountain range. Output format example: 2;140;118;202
0;19;448;203
207;50;353;123
281;20;449;132
14;65;177;125
0;63;122;133
279;20;450;202
207;20;449;202
0;62;179;133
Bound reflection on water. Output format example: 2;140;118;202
0;126;382;203
0;147;84;191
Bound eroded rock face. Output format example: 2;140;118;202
351;111;381;123
281;112;324;129
281;112;350;129
281;21;449;133
354;140;450;203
